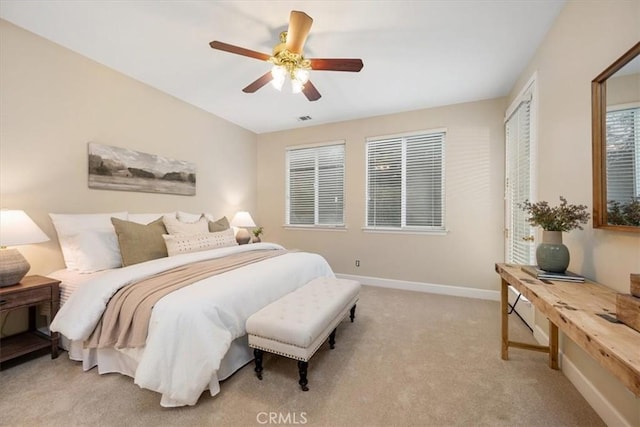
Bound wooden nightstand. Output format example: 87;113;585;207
0;275;60;366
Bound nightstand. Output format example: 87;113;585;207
0;275;60;366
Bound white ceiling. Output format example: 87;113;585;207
0;0;566;134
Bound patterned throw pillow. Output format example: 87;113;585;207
162;228;238;256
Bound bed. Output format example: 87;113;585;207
47;212;334;407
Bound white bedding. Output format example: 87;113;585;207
48;268;109;307
50;242;334;407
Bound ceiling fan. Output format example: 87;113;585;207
209;10;364;101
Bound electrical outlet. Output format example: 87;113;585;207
355;260;360;267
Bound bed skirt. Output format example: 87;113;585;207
62;334;253;407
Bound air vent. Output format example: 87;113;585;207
297;116;312;122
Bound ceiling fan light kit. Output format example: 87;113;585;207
268;34;311;93
210;10;363;101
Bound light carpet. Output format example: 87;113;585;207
0;285;604;426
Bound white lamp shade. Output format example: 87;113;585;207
230;211;256;228
0;210;50;247
294;68;310;84
271;76;285;91
291;79;303;94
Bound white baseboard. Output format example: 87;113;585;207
533;326;632;427
562;355;632;427
335;273;499;301
533;324;549;348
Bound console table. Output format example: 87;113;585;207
495;263;640;397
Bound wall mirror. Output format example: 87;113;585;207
592;41;640;232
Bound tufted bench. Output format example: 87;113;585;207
246;276;361;391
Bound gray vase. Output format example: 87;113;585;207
536;230;570;273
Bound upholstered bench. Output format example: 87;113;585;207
246;276;361;391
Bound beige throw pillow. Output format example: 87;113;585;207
162;228;238;256
208;216;230;232
163;214;209;235
111;217;168;266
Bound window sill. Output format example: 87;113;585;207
283;225;347;232
362;227;448;236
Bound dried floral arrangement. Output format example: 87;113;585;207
519;196;590;232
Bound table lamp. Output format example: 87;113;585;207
230;211;256;245
0;210;50;287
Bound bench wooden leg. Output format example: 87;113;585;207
254;348;264;380
298;360;309;391
350;304;357;322
329;328;337;349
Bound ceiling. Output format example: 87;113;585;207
0;1;566;134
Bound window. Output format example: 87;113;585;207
505;93;535;266
366;130;445;231
606;105;640;203
286;143;345;226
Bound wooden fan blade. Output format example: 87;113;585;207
309;58;364;72
286;11;313;54
243;72;274;93
302;80;321;102
210;41;271;62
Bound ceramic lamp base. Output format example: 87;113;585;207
0;248;30;287
236;228;251;245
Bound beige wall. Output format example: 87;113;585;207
257;97;506;291
507;1;640;424
607;72;640;105
0;19;258;275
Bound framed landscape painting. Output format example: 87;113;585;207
88;142;196;196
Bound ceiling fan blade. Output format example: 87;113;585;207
286;11;313;54
309;58;364;72
209;41;271;61
302;80;321;102
242;72;274;93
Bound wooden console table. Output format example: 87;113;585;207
495;263;640;397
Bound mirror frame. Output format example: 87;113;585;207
592;41;640;232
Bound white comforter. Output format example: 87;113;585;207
50;243;334;406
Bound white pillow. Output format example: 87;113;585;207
49;212;127;271
177;211;216;222
69;231;121;273
177;211;200;222
163;214;208;235
162;229;238;256
128;213;173;225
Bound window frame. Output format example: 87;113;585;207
364;129;446;234
504;84;536;266
285;141;346;229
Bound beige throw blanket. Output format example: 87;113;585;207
87;249;287;349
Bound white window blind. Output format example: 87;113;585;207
505;98;534;265
366;131;445;230
286;143;345;226
606;106;640;203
